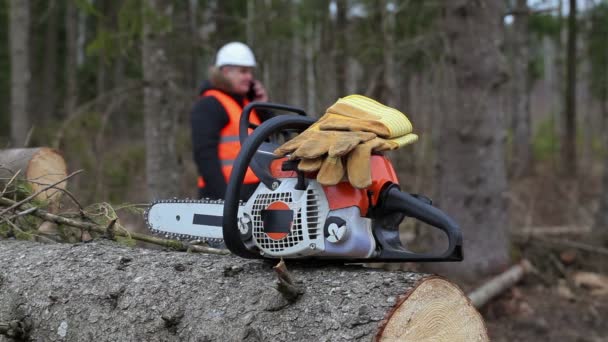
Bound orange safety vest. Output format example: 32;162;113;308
197;89;261;188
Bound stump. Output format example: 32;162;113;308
0;240;487;341
0;148;68;203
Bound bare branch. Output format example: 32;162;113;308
0;196;206;252
0;169;83;216
0;169;21;197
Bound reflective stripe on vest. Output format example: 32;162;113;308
197;89;261;188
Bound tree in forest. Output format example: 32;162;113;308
8;0;30;147
510;0;533;177
142;0;179;199
588;2;608;243
562;0;578;176
432;0;510;280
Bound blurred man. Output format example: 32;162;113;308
191;42;271;200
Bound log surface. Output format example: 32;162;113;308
0;240;486;341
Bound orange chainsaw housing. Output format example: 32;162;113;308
269;155;399;216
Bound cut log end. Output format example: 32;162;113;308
0;147;68;202
379;277;488;341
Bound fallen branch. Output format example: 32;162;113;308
515;225;591;236
541;238;608;256
0;195;226;255
0;169;83;217
467;259;533;308
513;234;608;257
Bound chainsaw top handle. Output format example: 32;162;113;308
225;110;315;258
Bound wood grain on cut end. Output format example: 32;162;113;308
0;147;68;203
379;277;488;342
26;148;67;201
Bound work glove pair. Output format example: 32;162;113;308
274;95;418;188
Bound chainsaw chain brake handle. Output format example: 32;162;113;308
239;102;309;191
225;104;315;258
371;184;463;261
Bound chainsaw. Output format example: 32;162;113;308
145;102;463;262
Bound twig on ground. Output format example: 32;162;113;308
0;196;212;253
273;258;303;302
8;207;38;220
0;170;83;217
188;244;230;255
542;238;608;257
24;179;84;211
105;218;117;240
0;169;21;197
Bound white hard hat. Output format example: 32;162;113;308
215;42;257;67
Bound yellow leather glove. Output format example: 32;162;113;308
274;95;418;188
273;124;377;186
273;130;376;159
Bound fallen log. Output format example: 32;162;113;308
467;259;533;308
0;240;488;341
0;148;68;203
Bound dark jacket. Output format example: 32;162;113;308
190;81;273;200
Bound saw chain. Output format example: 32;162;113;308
144;198;245;245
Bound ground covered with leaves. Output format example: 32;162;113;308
482;170;608;342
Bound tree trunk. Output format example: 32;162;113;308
41;0;58;121
142;0;179;200
593;100;608;244
9;0;31;147
289;1;303;109
65;0;78;119
305;21;317;115
0;240;488;341
380;0;397;108
334;0;347;98
0;148;67;203
592;151;608;244
562;0;578;176
433;0;510;281
510;0;533;178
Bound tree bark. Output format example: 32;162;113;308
305;20;317;115
0;240;488;341
9;0;31;147
433;0;510;281
334;0;347;98
562;0;578;176
142;0;179;200
593;126;608;244
65;0;78;119
0;148;67;203
510;0;533;178
41;0;58;121
380;0;397;108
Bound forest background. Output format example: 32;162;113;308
1;0;608;340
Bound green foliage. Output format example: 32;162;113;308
528;13;562;38
87;0;142;63
0;222;10;238
528;54;544;83
533;117;559;161
103;143;145;203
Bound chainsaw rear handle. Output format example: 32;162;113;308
224;115;316;258
375;184;463;261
